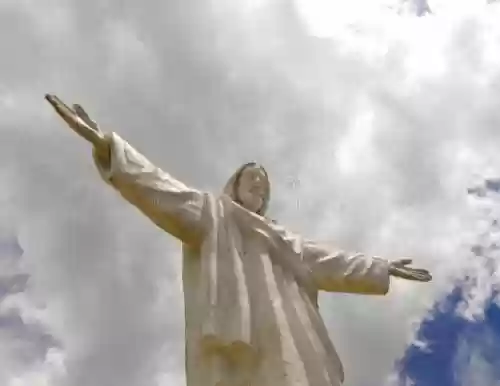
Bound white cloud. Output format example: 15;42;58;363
7;348;66;386
1;1;500;386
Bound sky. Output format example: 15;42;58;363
396;181;500;386
1;0;500;385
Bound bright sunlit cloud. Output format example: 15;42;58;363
428;0;492;15
336;107;375;174
294;0;403;32
294;0;493;37
294;0;500;84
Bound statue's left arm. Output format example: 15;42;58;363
302;240;391;295
302;240;432;294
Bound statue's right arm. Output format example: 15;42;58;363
94;132;206;246
44;94;206;246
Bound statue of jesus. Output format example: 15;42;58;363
45;94;431;386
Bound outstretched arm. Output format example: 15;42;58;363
302;240;431;295
94;132;205;245
303;240;391;295
45;94;206;246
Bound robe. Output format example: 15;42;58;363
93;132;391;386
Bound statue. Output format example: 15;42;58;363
45;94;431;386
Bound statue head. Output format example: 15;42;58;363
224;162;270;215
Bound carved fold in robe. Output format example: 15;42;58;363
93;132;390;386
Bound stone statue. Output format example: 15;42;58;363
45;94;431;386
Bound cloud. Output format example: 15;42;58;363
0;233;59;385
394;182;500;386
396;287;500;386
1;0;500;386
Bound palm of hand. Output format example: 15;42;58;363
45;94;110;164
45;94;104;145
389;259;432;282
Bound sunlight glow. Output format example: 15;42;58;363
336;108;375;174
293;0;500;81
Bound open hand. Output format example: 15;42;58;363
389;259;432;282
45;94;105;149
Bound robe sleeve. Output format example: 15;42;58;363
93;132;205;246
302;239;390;295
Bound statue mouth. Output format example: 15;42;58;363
250;187;266;197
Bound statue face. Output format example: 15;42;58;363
236;165;268;213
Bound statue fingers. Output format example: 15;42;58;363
411;268;430;275
390;267;411;279
391;258;413;268
391;267;432;282
73;104;100;132
406;269;432;282
45;94;103;146
45;94;78;126
414;271;432;282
